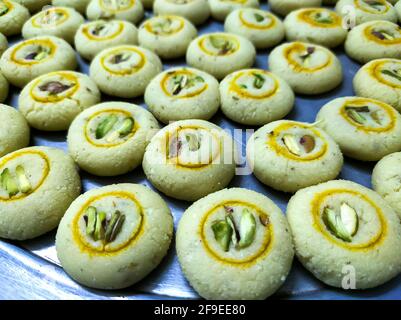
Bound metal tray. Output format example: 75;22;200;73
1;3;401;300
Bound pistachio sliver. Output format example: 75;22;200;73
94;211;106;241
254;13;265;22
237;209;256;249
85;206;97;237
381;69;401;82
253;73;265;89
282;134;301;156
345;107;368;124
34;51;49;61
185;133;200;151
105;210;125;243
323;207;352;242
212;220;233;252
15;165;31;194
225;214;238;247
370;110;382;125
340;203;359;236
96;114;118;139
0;168;19;197
259;213;269;227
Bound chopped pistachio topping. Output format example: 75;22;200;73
253;73;265;89
323;204;359;242
152;18;173;34
39;81;73;95
104;210;125;243
25;46;51;61
345;106;369;124
91;23;106;36
282;134;301;156
85;206;97;237
212;220;233;252
172;75;188;95
15;165;31;194
96;114;118;139
0;168;19;197
237;209;256;249
209;36;234;55
185;133;201;151
314;12;333;24
0;3;9;16
370;110;382;125
372;30;394;40
110;53;130;64
254;13;265;22
94;211;106;241
381;69;401;82
225;214;239;247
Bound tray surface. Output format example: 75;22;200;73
1;3;401;300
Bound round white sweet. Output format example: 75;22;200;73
0;146;81;240
138;15;197;59
209;0;259;21
75;20;138;61
143;119;236;201
0;0;30;36
89;45;162;98
153;0;210;26
67;102;159;176
0;36;77;88
284;8;347;48
22;6;84;44
247;120;343;193
224;8;285;49
144;67;220;123
269;0;323;17
0;104;29;157
56;183;173;290
13;0;51;12
86;0;144;25
396;1;401;22
18;71;101;131
345;20;401;63
353;58;401;112
52;0;91;14
287;179;401;289
335;0;398;25
176;188;294;300
316;96;401;161
186;32;256;80
268;41;343;95
372;152;401;218
0;71;8;103
220;69;295;126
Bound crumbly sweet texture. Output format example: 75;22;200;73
142;119;236;201
86;0;144;25
208;0;259;21
335;0;398;25
144;67;220;123
176;187;294;300
0;146;81;240
287;179;401;289
18;71;101;131
345;21;401;63
22;7;85;44
316;96;401;161
56;183;173;290
353;59;401;112
0;36;77;88
75;20;138;61
0;71;9;103
0;0;30;36
247;120;343;192
0;104;29;157
220;69;294;126
268;41;343;94
68;102;160;176
269;0;322;16
13;0;51;12
372;152;401;218
224;8;285;49
186;33;256;80
89;45;162;98
138;15;197;59
153;0;210;25
284;8;347;48
52;0;91;14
